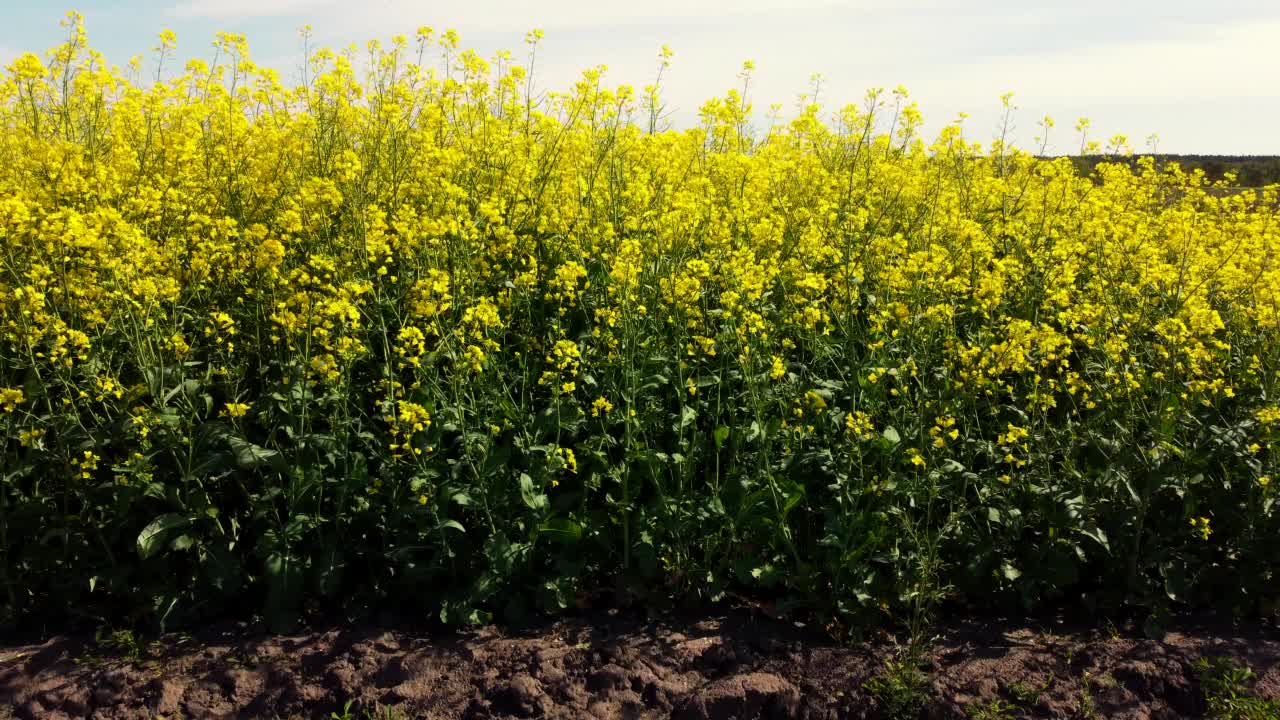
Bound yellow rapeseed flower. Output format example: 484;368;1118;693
224;402;251;418
0;388;24;413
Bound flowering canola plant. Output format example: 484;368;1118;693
0;13;1277;630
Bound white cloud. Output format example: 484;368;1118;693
167;0;341;19
165;0;919;28
925;20;1280;103
151;0;1280;153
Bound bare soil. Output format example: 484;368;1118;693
1;609;1277;719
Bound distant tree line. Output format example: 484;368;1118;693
1061;155;1280;187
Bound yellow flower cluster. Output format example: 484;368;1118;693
385;400;431;458
929;416;959;449
223;402;251;419
844;410;875;441
1189;516;1212;541
591;397;614;417
0;387;23;413
1;14;1277;626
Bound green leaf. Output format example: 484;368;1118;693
538;518;583;541
1121;475;1141;503
300;433;339;453
137;513;192;559
204;543;242;594
263;550;302;633
519;473;548;511
436;519;466;534
317;550;344;596
781;485;806;518
640;373;669;392
714;426;731;449
162;378;201;405
227;435;284;472
1080;526;1110;552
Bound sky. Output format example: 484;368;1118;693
1;0;1277;155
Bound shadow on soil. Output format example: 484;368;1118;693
1;610;1277;719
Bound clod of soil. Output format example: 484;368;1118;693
1;611;1276;719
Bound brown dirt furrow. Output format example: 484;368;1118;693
1;612;1276;719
